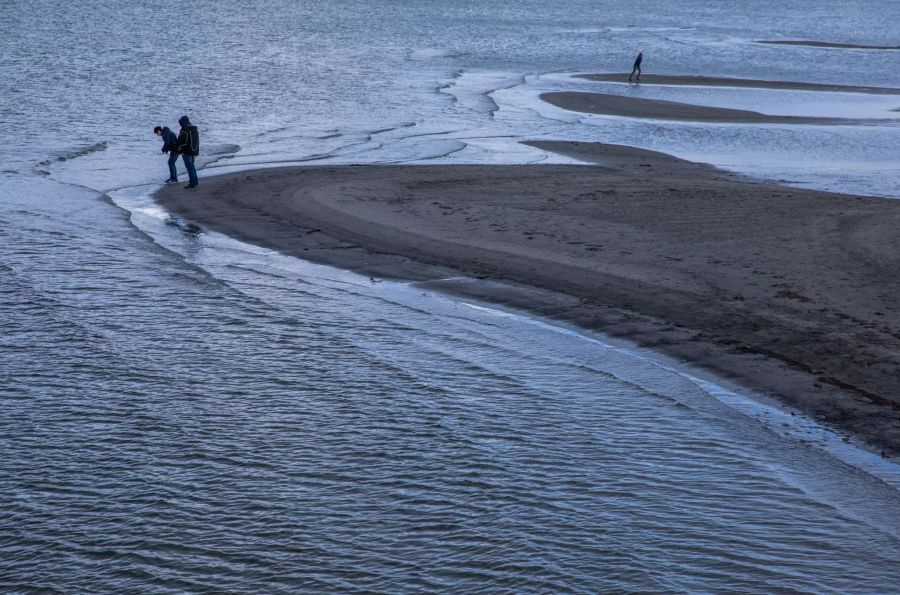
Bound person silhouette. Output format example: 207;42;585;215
174;115;200;189
629;51;643;82
154;125;179;183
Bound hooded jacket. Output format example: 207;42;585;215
175;116;200;156
160;126;177;153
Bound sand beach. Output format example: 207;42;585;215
157;140;900;455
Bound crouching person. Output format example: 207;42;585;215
154;125;179;183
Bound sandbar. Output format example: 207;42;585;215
579;73;900;95
757;40;900;50
156;144;900;455
541;91;862;123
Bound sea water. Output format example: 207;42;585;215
2;1;900;591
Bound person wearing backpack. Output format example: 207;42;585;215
174;115;200;189
629;51;643;82
154;125;179;183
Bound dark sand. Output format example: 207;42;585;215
156;143;900;455
540;92;855;124
579;73;900;95
757;40;900;50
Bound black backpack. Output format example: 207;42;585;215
189;127;200;156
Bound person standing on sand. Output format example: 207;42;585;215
154;125;179;184
174;115;200;189
629;51;643;82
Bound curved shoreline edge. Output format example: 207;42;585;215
155;145;900;456
578;73;900;95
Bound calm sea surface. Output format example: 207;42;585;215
2;1;900;592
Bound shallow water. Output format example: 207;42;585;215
2;0;900;591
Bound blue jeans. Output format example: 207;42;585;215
167;152;178;181
182;154;198;186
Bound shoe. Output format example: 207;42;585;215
184;184;197;189
164;178;177;184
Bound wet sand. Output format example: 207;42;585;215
757;40;900;50
540;92;853;123
156;144;900;455
579;73;900;95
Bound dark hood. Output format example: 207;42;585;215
178;116;191;128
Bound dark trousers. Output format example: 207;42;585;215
629;65;641;80
182;154;199;186
167;152;178;181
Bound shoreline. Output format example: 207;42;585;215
155;143;900;455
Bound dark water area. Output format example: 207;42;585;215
2;176;899;592
2;0;900;591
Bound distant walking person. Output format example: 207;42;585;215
154;125;179;183
174;115;200;189
629;51;643;82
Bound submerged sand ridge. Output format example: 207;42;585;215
757;40;900;50
540;91;887;124
156;142;900;455
579;73;900;95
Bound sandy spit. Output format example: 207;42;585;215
540;91;870;124
578;73;900;95
156;143;900;454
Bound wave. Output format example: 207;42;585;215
37;141;108;166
